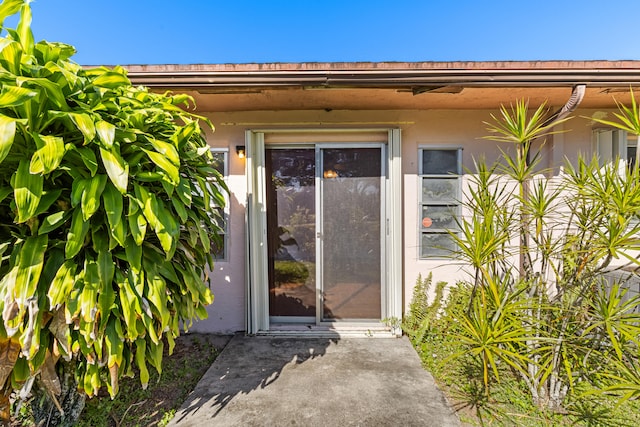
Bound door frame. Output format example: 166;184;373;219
245;129;402;334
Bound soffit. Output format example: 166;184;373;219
124;61;640;112
169;86;636;112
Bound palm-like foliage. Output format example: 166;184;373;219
0;1;225;423
449;96;640;411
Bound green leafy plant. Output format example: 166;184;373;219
402;273;447;344
449;98;640;412
0;1;225;424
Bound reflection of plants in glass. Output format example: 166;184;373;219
288;206;315;261
422;178;457;201
423;206;456;229
323;177;381;284
273;260;309;286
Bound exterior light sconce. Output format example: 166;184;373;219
236;145;246;159
323;169;338;179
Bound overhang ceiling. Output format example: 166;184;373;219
174;86;636;112
124;61;640;112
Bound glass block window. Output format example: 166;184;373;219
419;148;462;258
210;149;228;260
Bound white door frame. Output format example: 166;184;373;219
245;129;402;334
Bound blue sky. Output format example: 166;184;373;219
8;0;640;65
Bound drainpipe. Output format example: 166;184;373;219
542;84;586;127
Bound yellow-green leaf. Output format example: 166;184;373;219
38;209;71;235
96;120;115;148
47;261;77;308
16;234;49;303
142;148;180;184
102;182;124;243
81;174;107;221
13;160;42;223
0;85;36;107
69;113;95;144
99;147;128;194
149;138;180;165
65;208;89;259
0;114;16;165
92;71;130;89
0;0;22;26
135;338;149;390
16;3;34;56
30;134;66;174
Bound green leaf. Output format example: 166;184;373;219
147;273;169;329
125;237;142;273
65;207;89;259
149;138;180;165
100;147;128;194
13;160;43;223
33;188;62;217
96;120;115;148
30;134;66;174
0;114;16;165
142;148;180;184
102;182;125;245
128;205;147;246
15;235;48;304
135;338;149;389
76;147;98;176
47;260;77;309
69;113;96;144
81;174;107;221
17;77;68;110
0;85;37;107
39;210;72;235
70;177;87;207
92;71;130;89
16;2;34;56
0;0;22;26
80;259;99;323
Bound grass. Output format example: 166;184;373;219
404;277;640;427
419;337;639;426
48;334;229;427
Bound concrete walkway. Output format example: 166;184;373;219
169;334;461;426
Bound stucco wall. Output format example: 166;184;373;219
188;108;614;333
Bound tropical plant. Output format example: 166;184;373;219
0;1;225;424
450;99;640;411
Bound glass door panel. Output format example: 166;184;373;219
320;148;382;320
266;149;316;320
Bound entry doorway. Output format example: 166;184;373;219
265;145;385;324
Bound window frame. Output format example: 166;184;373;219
209;148;229;261
418;146;463;259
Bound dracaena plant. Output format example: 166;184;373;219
0;1;225;424
450;99;640;413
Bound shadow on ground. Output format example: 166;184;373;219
169;335;460;427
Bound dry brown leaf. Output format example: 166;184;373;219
0;338;20;387
109;363;119;397
40;350;61;396
48;309;71;360
0;394;10;425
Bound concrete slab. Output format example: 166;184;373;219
169;334;460;426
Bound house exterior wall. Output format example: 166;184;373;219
187;108;614;333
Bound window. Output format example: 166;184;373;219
594;128;637;166
419;148;462;258
210;149;228;260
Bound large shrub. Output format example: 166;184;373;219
449;100;640;411
0;1;225;423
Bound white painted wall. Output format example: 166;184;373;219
187;108;616;333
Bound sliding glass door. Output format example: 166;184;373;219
266;145;384;323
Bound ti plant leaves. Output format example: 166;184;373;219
0;1;225;420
